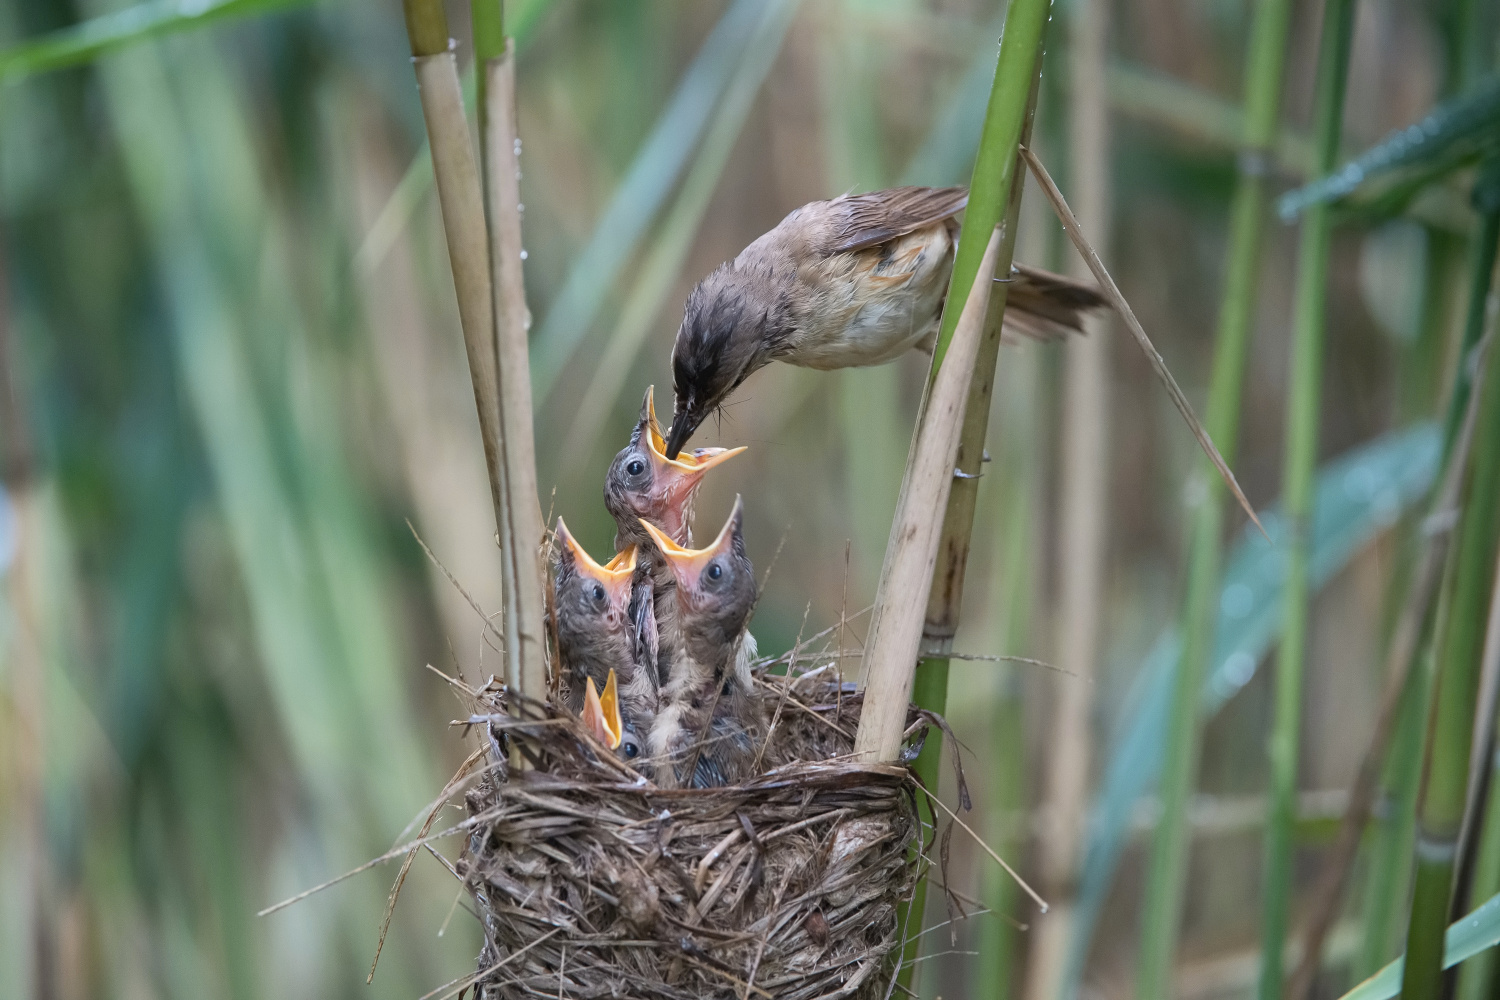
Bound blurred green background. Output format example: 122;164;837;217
0;0;1490;998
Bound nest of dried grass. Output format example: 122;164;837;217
453;667;928;1000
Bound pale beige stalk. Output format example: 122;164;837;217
484;42;548;696
412;52;521;690
1021;145;1264;535
853;227;1003;762
1023;2;1112;993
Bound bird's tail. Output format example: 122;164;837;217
999;263;1109;341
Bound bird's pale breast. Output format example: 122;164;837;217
785;223;953;370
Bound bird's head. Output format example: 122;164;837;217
667;272;778;459
605;387;744;549
638;496;756;659
553;519;637;647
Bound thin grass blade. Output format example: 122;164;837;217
529;0;767;401
0;0;308;81
1020;145;1263;535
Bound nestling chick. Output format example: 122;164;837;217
640;497;763;788
665;184;1108;457
552;519;653;762
604;386;744;552
604;386;746;687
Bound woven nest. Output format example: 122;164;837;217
453;667;932;1000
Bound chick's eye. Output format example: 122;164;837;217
622;741;640;759
591;583;606;602
626;459;645;477
706;562;723;581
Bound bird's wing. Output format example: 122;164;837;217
823;186;970;254
1002;263;1110;340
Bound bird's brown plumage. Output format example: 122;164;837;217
666;184;1107;457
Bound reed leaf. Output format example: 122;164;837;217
1338;891;1500;1000
1278;74;1500;220
529;0;766;402
1066;425;1443;983
557;0;799;475
0;0;307;81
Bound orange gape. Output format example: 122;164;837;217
581;670;623;750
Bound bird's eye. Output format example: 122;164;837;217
622;741;640;759
706;562;723;581
626;459;645;477
591;583;606;602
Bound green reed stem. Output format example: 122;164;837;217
1257;0;1355;995
1459;709;1500;1000
1133;0;1292;992
898;0;1051;984
1398;184;1500;1000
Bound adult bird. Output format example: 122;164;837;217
639;498;763;788
664;185;1107;458
552;519;652;762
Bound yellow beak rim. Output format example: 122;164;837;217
637;497;742;587
642;386;746;476
556;519;637;594
581;669;623;749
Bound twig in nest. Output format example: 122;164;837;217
1018;145;1264;538
419;927;564;1000
945;651;1087;681
925;791;1047;913
756;600;814;770
408;519;506;647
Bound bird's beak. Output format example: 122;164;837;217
634;391;744;539
664;410;695;462
638;496;744;592
581;670;623;749
556;519;637;608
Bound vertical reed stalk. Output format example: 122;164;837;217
856;226;1007;763
1458;551;1500;1000
401;0;519;690
887;1;1051;974
1308;168;1499;988
1135;0;1292;992
1257;0;1355;994
1398;286;1500;1000
477;0;549;695
855;0;1053;758
978;354;1041;1000
1021;0;1112;994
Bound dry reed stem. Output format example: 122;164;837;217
854;228;1004;763
483;42;548;696
411;51;521;690
1023;18;1111;998
1018;145;1265;537
1286;329;1494;1000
